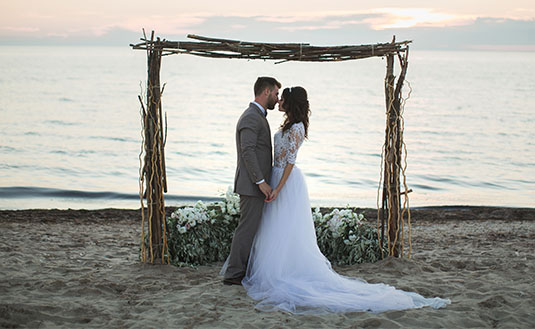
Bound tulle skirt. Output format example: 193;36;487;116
241;166;451;314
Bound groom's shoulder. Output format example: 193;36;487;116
244;102;261;114
240;104;261;119
237;106;261;129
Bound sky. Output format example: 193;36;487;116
1;0;534;50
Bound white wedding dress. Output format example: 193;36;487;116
240;122;451;314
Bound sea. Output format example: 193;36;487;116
0;46;534;209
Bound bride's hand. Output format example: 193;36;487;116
268;188;280;202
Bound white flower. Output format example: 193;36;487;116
312;208;323;222
328;216;344;233
195;200;207;210
229;203;240;215
178;226;187;234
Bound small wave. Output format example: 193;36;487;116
0;186;221;203
508;178;535;186
0;145;18;152
0;164;35;170
345;180;365;186
89;136;136;143
181;167;209;175
172;151;194;158
305;172;326;178
45;120;79;126
481;181;506;189
410;184;444;191
365;153;381;158
422;175;459;185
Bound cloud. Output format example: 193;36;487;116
255;12;379;33
277;20;367;32
255;11;361;24
366;8;473;29
470;44;535;51
253;9;472;31
230;24;247;30
1;12;533;51
1;26;40;33
114;15;207;36
256;15;320;24
46;32;69;38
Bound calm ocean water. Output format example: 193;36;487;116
0;46;534;209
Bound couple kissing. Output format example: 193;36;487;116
221;77;450;314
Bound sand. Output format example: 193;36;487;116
1;207;534;328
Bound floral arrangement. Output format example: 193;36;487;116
166;187;386;266
313;207;386;265
165;187;240;266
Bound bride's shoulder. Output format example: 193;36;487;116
291;122;305;133
282;122;305;137
291;122;304;129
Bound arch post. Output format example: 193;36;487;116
139;33;169;264
379;37;411;258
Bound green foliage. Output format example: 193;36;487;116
166;188;240;266
313;208;386;265
165;188;386;266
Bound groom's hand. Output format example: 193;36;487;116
258;182;273;202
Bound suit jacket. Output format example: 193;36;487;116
234;102;273;197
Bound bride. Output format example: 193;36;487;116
240;86;451;314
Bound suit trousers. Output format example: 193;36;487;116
224;195;265;280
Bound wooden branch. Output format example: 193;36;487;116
394;46;410;100
187;34;312;47
131;34;412;62
158;83;167;193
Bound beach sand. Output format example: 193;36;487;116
1;207;534;328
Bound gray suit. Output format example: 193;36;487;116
225;102;272;280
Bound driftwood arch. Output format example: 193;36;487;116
131;32;412;264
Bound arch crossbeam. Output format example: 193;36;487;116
130;34;410;62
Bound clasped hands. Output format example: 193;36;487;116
258;182;279;202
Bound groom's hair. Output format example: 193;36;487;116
254;77;281;96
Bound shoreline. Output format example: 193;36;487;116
1;205;534;223
2;187;534;211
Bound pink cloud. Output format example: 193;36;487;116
113;15;206;35
1;26;40;33
365;8;474;29
277;20;365;32
257;9;477;31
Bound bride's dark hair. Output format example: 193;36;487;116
280;86;310;138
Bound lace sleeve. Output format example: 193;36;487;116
286;123;305;164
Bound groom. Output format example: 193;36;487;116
223;77;281;285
